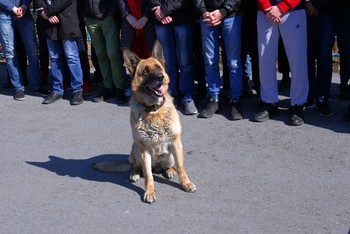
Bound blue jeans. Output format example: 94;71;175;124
0;12;40;91
46;38;83;95
200;16;242;100
315;14;337;100
154;24;195;102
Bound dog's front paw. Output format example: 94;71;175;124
143;189;156;204
181;182;196;193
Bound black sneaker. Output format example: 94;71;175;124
253;103;279;122
343;106;350;121
316;100;333;117
230;100;243;120
199;99;219;118
70;91;84;105
115;88;128;105
290;105;304;126
93;88;116;102
33;87;50;97
14;89;25;101
42;92;63;104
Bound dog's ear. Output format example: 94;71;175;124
123;47;140;76
151;40;165;67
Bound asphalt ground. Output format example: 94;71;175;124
0;64;349;234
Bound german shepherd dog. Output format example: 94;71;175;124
93;41;196;203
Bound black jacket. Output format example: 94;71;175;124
193;0;242;18
310;0;350;15
35;0;81;40
82;0;129;20
150;0;196;25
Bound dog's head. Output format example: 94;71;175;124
123;41;169;107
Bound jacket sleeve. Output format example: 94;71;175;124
220;0;241;18
44;0;73;17
193;0;207;15
151;0;184;17
117;0;131;18
257;0;301;13
0;0;16;12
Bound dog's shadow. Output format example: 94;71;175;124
26;154;182;202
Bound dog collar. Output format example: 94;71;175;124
141;97;165;112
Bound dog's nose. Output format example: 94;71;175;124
155;73;164;82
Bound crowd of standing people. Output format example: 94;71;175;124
0;0;350;126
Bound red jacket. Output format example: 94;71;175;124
256;0;301;13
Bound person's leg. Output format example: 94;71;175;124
306;15;317;106
46;39;65;95
199;17;221;101
315;14;337;102
0;13;24;91
85;17;113;90
257;11;279;104
338;9;350;99
101;16;124;90
222;15;242;101
174;24;196;102
16;13;41;90
62;38;83;93
280;10;308;106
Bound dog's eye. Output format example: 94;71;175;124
155;65;162;71
143;67;149;74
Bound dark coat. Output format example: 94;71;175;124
82;0;129;20
34;0;81;40
193;0;242;18
150;0;196;25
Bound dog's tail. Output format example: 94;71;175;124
92;161;131;173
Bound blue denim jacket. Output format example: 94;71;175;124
0;0;31;13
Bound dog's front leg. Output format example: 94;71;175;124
171;136;196;193
140;149;156;203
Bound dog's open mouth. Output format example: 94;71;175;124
145;84;164;98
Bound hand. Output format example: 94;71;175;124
152;6;166;21
134;16;148;29
12;6;22;17
306;2;318;16
265;6;283;23
126;14;137;28
208;10;223;26
160;16;172;24
48;15;60;24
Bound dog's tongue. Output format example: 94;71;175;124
153;84;164;94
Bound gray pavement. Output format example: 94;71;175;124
1;63;350;234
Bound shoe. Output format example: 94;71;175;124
278;75;291;91
42;92;63;104
83;82;91;96
115;88;128;105
93;88;116;102
304;96;315;109
70;91;84;105
290;105;304;126
253;103;279;122
343;106;350;121
316;100;333;117
230;99;243;120
14;89;25;101
33;87;50;97
199;99;219;118
339;84;350;100
183;99;198;115
241;87;254;98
